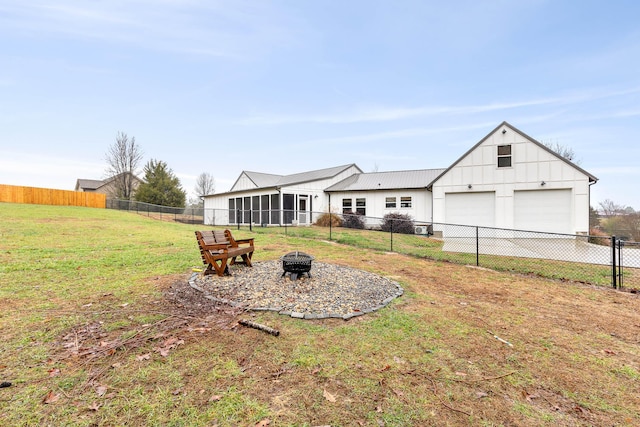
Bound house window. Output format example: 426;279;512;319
385;197;396;208
356;198;366;216
400;197;412;208
497;145;512;168
342;198;352;214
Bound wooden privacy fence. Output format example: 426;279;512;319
0;184;106;208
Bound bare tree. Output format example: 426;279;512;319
599;199;625;217
105;132;143;200
541;139;578;164
194;172;216;200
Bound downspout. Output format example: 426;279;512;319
588;179;597;234
328;192;332;240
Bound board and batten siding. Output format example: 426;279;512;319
329;189;432;225
431;124;592;234
230;174;258;192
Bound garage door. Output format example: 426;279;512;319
514;189;572;233
445;192;495;227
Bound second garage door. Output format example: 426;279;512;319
514;189;572;233
445;192;495;227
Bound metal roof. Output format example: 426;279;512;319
325;168;447;192
243;171;282;188
276;163;361;186
238;164;360;189
222;164;363;196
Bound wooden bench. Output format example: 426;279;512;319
195;229;254;276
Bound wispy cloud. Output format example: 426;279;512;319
237;86;640;126
297;122;497;146
0;1;299;59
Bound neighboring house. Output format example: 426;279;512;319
203;122;597;235
75;172;144;199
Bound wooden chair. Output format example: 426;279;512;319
195;229;254;276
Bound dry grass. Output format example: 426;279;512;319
1;203;639;426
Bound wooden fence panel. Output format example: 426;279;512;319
0;184;106;208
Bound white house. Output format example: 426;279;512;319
202;122;597;235
203;164;363;226
324;169;445;228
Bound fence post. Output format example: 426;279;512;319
612;236;617;289
250;210;253;232
476;226;480;267
390;220;394;252
618;239;624;289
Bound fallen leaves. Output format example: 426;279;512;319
87;402;102;411
154;336;184;357
42;390;60;404
208;394;222;402
95;385;108;397
136;353;151;362
48;367;61;377
323;389;336;403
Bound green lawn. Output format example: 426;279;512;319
1;203;639;426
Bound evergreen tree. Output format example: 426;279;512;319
134;159;186;207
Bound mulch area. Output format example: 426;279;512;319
189;260;404;319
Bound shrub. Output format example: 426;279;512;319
381;212;415;234
314;212;343;227
588;227;610;246
342;211;365;229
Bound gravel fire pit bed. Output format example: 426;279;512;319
189;260;403;320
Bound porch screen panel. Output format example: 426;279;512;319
228;199;235;224
261;195;269;225
235;198;243;224
270;194;280;224
252;196;259;224
243;196;251;223
283;194;294;224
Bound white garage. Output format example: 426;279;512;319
430;122;596;235
445;192;496;227
514;189;572;234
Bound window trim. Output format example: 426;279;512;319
400;196;412;208
342;198;352;214
497;144;512;168
385;196;396;209
356;198;366;216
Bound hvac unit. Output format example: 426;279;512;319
414;225;433;235
414;226;428;235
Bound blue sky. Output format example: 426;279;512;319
1;0;639;208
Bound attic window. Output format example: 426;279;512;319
497;144;512;168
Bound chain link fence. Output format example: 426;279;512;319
106;201;640;290
106;199;204;224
